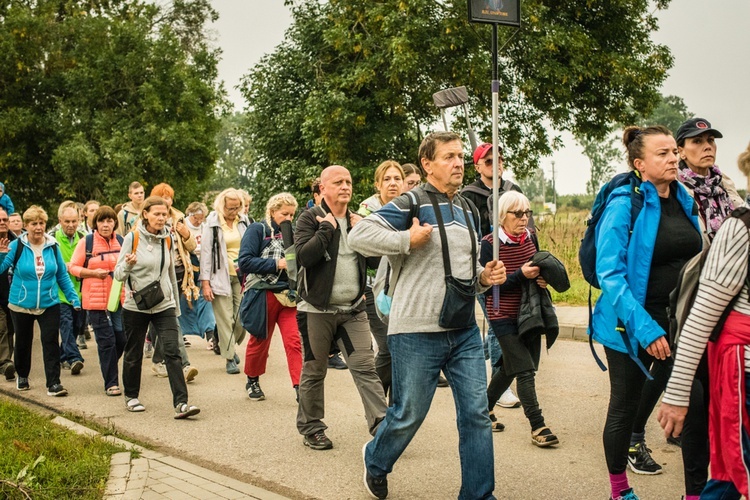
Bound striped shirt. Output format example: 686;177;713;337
663;216;750;407
480;231;536;320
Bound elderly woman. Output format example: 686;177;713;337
115;196;199;418
591;126;702;500
480;191;557;446
0;206;81;396
358;161;405;398
239;193;302;401
201;188;251;374
69;206;125;396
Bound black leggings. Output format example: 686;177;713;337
603;346;654;474
488;368;545;430
682;355;710;496
632;356;673;435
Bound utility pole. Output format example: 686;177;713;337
551;160;557;208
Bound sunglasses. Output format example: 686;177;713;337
509;210;533;218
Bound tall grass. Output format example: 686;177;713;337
534;209;600;306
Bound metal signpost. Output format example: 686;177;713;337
468;0;521;311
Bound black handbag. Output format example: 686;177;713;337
427;192;479;329
129;239;167;311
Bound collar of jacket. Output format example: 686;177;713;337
320;199;353;230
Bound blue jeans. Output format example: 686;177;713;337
478;295;502;374
89;309;126;391
364;325;495;500
59;303;84;364
700;374;750;500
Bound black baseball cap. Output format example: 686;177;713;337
676;118;723;145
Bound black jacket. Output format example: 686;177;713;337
517;281;559;350
295;200;377;311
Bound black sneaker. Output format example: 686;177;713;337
4;362;15;381
246;378;265;401
304;430;333;450
16;376;29;391
70;360;84;375
47;384;68;397
327;353;348;370
363;443;388;499
627;441;662;475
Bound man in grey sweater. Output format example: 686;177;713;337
294;165;387;451
349;132;507;500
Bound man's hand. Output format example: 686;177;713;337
202;281;214;302
0;238;9;253
349;213;363;227
315;212;337;229
657;402;688;439
480;260;507;286
646;336;671;360
409;218;432;249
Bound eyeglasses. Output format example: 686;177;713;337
0;218;8;222
509;210;533;218
406;180;420;187
481;157;504;166
224;205;241;212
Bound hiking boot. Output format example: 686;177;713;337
627;441;662;475
363;443;387;499
437;375;449;387
183;365;198;383
70;360;84;375
151;362;168;378
4;363;15;381
16;376;29;391
497;387;521;408
144;340;153;358
611;487;640;500
226;359;240;374
47;384;68;397
76;334;87;349
61;361;71;370
304;430;333;450
174;403;200;419
246;378;265;401
327;352;347;370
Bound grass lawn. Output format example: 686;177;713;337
0;397;123;499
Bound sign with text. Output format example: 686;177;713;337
468;0;520;27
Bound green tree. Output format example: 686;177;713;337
241;0;673;204
638;94;693;134
581;134;622;196
0;0;224;212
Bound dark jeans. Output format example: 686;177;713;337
11;305;62;388
89;309;126;391
488;369;544;430
0;304;14;371
122;307;188;407
59;303;85;364
603;346;653;474
365;286;391;400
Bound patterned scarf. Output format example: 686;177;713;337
678;161;734;240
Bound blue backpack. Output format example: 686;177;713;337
579;170;652;377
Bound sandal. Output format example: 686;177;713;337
105;386;122;396
531;426;559;447
206;339;214;351
126;398;146;412
489;410;505;432
183;336;192;347
174;403;200;419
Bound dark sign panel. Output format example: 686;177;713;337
468;0;521;27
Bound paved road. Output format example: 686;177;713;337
1;318;686;499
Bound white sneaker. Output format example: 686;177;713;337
144;341;154;359
183;365;198;383
151;362;168;378
497;387;521;408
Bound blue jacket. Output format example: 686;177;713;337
590;180;700;354
0;193;14;215
238;221;289;289
0;234;81;310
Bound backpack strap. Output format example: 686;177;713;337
83;233;95;269
11;239;23;272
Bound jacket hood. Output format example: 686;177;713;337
20;232;58;248
206;210;249;228
136;223;170;241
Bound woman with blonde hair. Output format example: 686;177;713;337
238;192;302;400
201;188;251;374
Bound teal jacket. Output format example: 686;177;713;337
590;180;700;354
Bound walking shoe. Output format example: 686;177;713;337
497;387;521;408
61;361;71;370
627;441;663;475
212;338;222;356
183;365;198;383
183;336;192;347
4;362;15;381
76;334;87;349
226;360;240;374
47;384;68;397
294;385;299;403
437;375;449;387
174;403;200;419
70;360;84;375
327;352;348;370
488;410;505;432
16;376;29;391
611;487;640;500
144;340;153;358
304;430;333;450
151;362;168;378
85;324;93;340
363;442;388;499
246;378;265;401
205;330;215;350
666;434;682;447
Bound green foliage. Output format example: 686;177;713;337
0;0;225;212
0;399;122;499
638;94;693;134
581;134;622;196
241;0;673;205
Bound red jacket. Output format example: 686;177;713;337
69;231;124;311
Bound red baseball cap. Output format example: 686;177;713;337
473;143;502;165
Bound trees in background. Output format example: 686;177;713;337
0;0;224;211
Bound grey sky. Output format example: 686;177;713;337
212;0;750;195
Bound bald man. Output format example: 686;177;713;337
294;165;387;450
